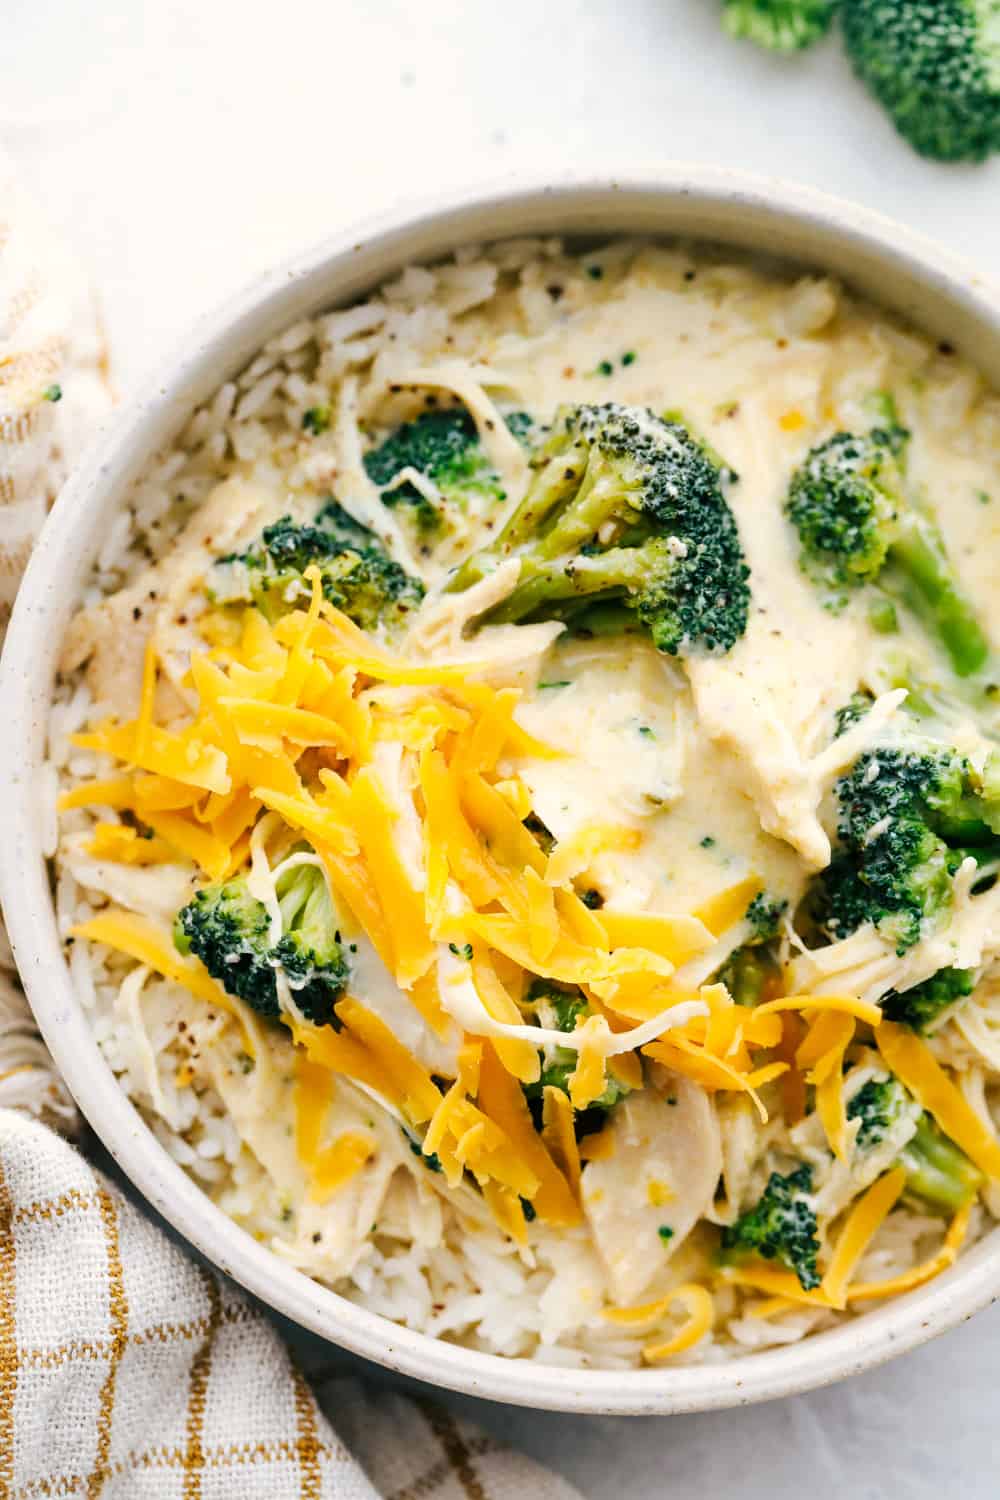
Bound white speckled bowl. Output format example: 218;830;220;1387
3;169;1000;1414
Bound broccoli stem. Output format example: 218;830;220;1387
487;546;649;625
888;511;990;678
899;1115;984;1213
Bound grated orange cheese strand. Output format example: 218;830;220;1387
253;784;359;859
568;1015;611;1110
315;842;395;974
309;1134;375;1204
458;771;546;875
419;749;507;910
349;768;434;988
578;1127;616;1162
292;1021;403;1114
480;1180;529;1245
811;1016;855;1163
717;1264;836;1309
643;1037;769;1121
134;638;158;759
86;824;176;866
692;875;763;937
477;1044;581;1226
604;1285;715;1363
58;776;136;812
449;687;523;777
846;1200;973;1302
595;911;714;967
336;998;441;1125
140;810;231;881
72;721;230;796
70;909;257;1051
541;1086;582;1198
220;699;357;756
524;868;560;964
555;888;610;951
821;1166;907;1309
757;993;883;1028
876;1022;1000;1180
795;1010;855;1076
464;913;674;990
545;825;642;888
469;949;540;1084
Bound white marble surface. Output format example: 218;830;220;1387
5;2;1000;1494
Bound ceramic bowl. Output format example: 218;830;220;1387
4;168;1000;1414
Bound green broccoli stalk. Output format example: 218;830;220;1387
449;404;751;658
523;981;630;1122
720;1164;822;1289
722;0;838;51
881;966;976;1031
819;740;1000;951
174;865;349;1027
208;507;424;634
363;409;510;535
841;0;1000;162
786;425;990;677
848;1076;984;1212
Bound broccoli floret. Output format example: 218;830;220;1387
174;865;349;1027
523;981;629;1117
716;892;787;1006
746;891;789;941
272;864;350;1021
881;966;975;1031
363;408;508;535
848;1076;983;1212
819;741;1000;951
841;0;1000;162
174;879;276;1014
720;1165;821;1289
834;690;876;737
786;426;990;677
449;404;751;658
722;0;837;51
208;512;424;634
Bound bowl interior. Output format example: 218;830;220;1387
4;169;1000;1414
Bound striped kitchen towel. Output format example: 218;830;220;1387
0;1109;581;1498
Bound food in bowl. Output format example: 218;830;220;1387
50;235;1000;1368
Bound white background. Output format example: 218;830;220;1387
6;2;1000;1494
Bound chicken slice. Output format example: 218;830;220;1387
582;1079;721;1306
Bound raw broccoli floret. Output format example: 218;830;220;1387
173;865;349;1027
786;425;990;676
363;408;507;535
841;0;1000;162
523;981;629;1116
881;966;976;1031
449;404;751;658
208;511;424;634
720;1165;821;1289
820;741;1000;951
722;0;838;51
848;1076;983;1212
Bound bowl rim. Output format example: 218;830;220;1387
4;164;1000;1416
